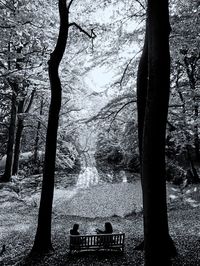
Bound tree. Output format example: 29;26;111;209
161;1;200;184
169;0;200;163
137;0;176;264
12;89;35;175
31;0;95;255
87;93;139;173
0;0;49;180
1;82;18;182
33;97;44;163
30;0;70;255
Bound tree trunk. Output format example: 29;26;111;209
12;100;24;175
137;30;148;160
1;87;18;182
31;0;69;255
193;99;199;161
194;124;200;161
183;56;200;161
137;0;176;265
34;99;44;163
144;0;170;263
186;146;199;184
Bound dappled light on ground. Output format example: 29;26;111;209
56;181;143;218
1;173;200;265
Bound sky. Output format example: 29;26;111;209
76;1;141;93
85;66;115;92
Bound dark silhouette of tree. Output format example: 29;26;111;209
30;0;70;255
31;0;95;255
137;0;176;264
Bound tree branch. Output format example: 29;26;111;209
0;0;15;12
0;63;43;79
60;108;82;116
167;121;176;131
113;50;142;88
108;100;136;131
67;0;75;10
25;89;36;113
69;22;96;39
135;0;146;10
169;104;183;108
119;58;135;88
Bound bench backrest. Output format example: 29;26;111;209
70;233;125;248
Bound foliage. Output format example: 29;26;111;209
0;0;90;176
168;0;200;162
92;93;139;173
0;0;199;182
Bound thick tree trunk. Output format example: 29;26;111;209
12;100;24;175
144;0;170;264
1;88;18;182
136;0;176;265
31;0;69;255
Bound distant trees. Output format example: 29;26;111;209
12;89;36;175
165;0;200;183
171;2;200;156
0;0;48;181
92;94;139;173
0;0;78;179
2;82;18;182
137;0;176;264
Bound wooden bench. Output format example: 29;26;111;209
69;233;125;253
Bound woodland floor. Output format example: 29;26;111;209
0;174;200;265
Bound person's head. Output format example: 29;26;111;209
105;222;113;233
73;223;79;231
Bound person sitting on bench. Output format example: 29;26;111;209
96;222;113;248
96;222;113;234
70;223;80;235
70;224;81;248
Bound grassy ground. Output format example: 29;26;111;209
0;175;200;265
